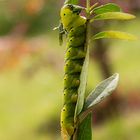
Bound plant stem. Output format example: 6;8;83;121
86;0;91;15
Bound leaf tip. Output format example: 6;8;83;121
130;14;136;19
113;73;119;86
114;73;119;79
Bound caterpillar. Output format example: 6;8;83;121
60;4;87;138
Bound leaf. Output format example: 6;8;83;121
74;45;89;118
92;31;137;41
85;73;119;108
93;3;121;15
93;12;135;21
79;73;119;122
76;114;92;140
64;0;79;5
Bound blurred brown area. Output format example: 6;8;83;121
0;0;61;71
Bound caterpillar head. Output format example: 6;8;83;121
60;4;85;30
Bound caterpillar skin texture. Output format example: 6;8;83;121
60;4;87;138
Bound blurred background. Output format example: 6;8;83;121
0;0;140;140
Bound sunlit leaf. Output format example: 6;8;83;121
93;3;121;15
65;0;79;5
93;12;135;21
92;31;137;40
79;73;119;123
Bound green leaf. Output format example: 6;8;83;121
85;73;119;108
79;73;119;122
77;114;92;140
93;3;121;15
93;12;135;21
65;0;79;5
75;46;89;118
92;31;137;40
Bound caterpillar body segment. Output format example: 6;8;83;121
64;59;83;74
60;4;87;138
68;25;86;37
64;74;80;89
63;89;78;104
65;47;86;60
67;35;86;47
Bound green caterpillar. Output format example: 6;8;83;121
60;4;87;139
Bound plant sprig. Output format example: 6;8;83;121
60;0;137;140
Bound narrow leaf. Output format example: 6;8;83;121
85;73;119;108
93;12;135;21
92;31;137;40
90;3;98;12
79;73;119;122
93;3;121;15
77;114;92;140
75;46;89;117
65;0;79;5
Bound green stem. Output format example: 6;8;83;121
86;0;91;15
86;0;91;48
